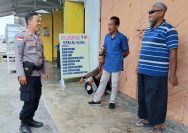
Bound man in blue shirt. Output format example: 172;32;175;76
88;16;129;109
136;2;178;133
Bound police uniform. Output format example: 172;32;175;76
15;29;48;125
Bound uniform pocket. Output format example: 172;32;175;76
20;85;31;102
25;42;37;54
37;43;43;51
27;47;36;54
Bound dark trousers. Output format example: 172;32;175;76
19;76;42;124
93;77;111;92
138;73;168;126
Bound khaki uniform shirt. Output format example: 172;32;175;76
15;29;48;77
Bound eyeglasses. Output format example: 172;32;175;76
148;10;164;15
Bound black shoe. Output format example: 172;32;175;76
19;124;31;133
28;120;43;128
88;101;101;105
109;103;115;109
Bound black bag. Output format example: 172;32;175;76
23;61;35;76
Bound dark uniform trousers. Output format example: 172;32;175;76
138;73;168;126
19;76;42;124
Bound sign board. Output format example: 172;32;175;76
5;24;21;73
59;34;89;80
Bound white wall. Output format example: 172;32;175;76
84;0;100;70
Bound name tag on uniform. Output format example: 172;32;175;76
26;35;32;39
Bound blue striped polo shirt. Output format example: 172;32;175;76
138;20;178;76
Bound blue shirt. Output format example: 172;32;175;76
103;31;129;72
138;20;178;76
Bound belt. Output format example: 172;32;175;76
34;64;43;70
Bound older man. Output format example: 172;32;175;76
136;2;178;133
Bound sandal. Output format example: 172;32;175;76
150;127;164;133
136;119;150;127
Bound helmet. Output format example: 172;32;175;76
84;81;93;95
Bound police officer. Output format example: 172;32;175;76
15;12;49;133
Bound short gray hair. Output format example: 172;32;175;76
153;2;167;12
